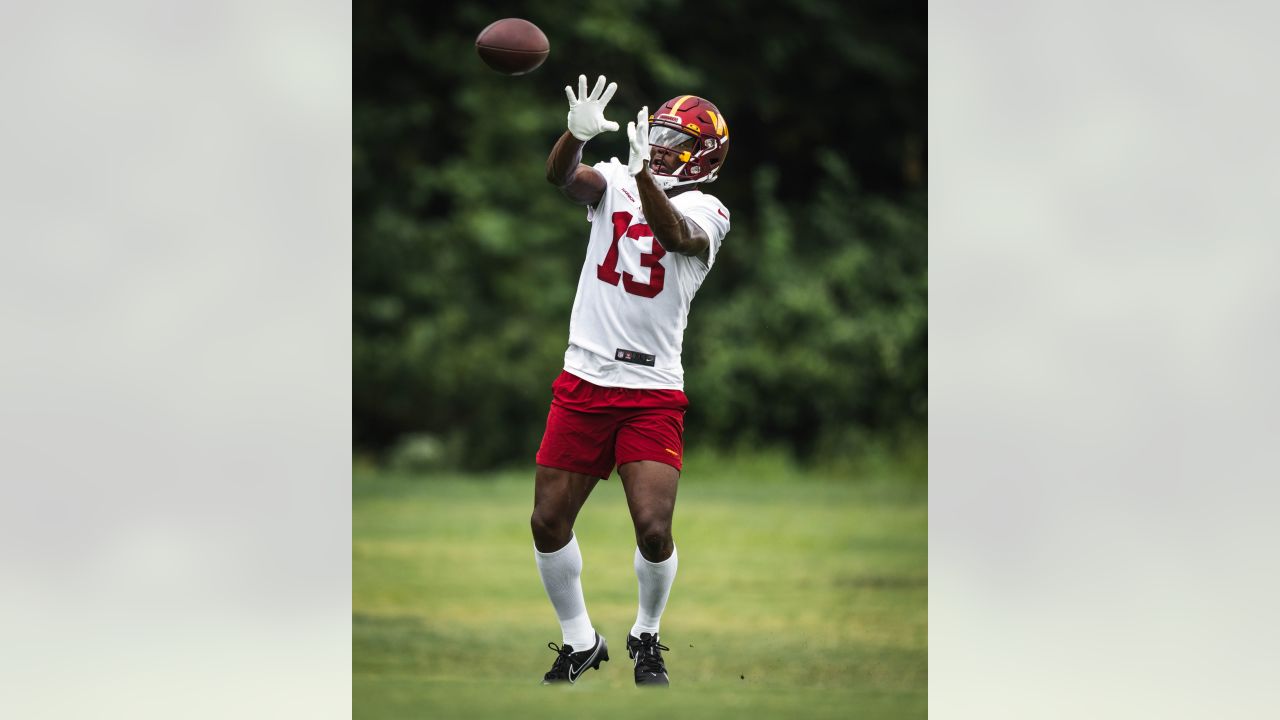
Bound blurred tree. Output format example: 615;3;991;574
355;0;926;469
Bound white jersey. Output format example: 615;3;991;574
563;159;730;390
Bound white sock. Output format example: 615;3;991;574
630;545;678;638
534;533;596;650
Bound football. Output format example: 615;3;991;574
475;18;550;76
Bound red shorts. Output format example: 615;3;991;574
535;370;689;479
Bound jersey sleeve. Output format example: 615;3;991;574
672;192;730;268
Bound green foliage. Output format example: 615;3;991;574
355;0;926;469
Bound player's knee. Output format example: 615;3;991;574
635;521;672;560
530;508;571;549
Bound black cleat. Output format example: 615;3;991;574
541;632;609;685
627;633;670;687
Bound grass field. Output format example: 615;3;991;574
354;454;927;719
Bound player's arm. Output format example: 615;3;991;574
634;166;710;259
546;131;606;206
626;108;710;261
547;74;619;206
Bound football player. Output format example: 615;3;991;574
533;74;731;688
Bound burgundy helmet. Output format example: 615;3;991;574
647;95;729;188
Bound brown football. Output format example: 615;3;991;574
475;18;550;76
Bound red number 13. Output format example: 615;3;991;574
596;211;666;298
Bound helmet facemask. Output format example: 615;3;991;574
647;122;726;190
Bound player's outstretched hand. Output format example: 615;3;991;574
565;74;620;141
626;106;649;176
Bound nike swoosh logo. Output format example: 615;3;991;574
567;639;602;683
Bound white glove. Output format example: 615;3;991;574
626;106;649;176
565;74;619;141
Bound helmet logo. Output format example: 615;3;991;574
707;110;727;137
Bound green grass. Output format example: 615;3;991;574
354;459;927;719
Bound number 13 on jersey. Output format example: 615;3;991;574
596;211;666;298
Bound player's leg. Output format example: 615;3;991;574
618;460;679;686
618;460;680;625
531;465;609;683
531;371;616;684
